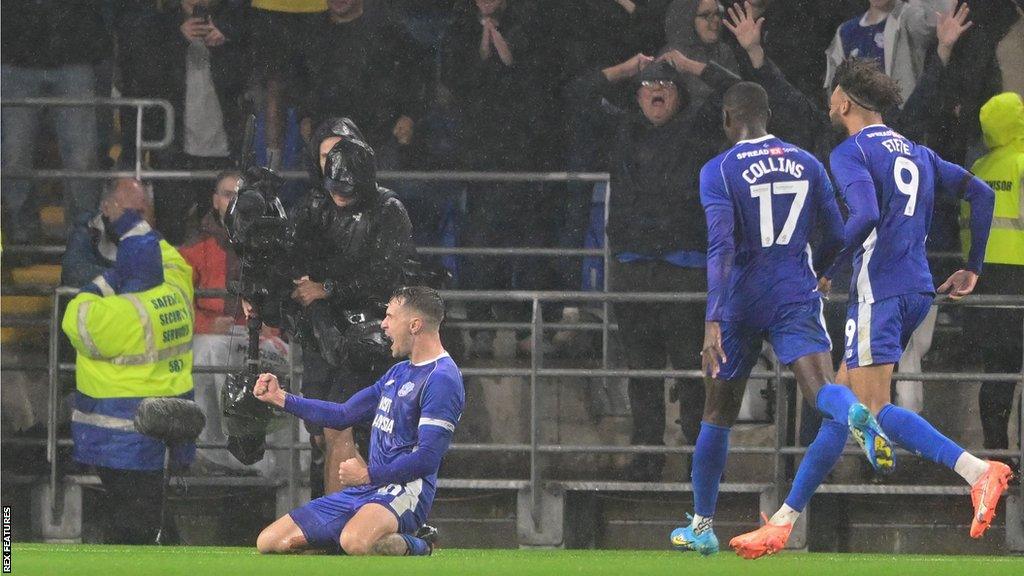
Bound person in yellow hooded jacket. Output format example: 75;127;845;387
962;91;1024;453
62;190;195;544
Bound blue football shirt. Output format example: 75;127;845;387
700;135;843;323
838;14;887;64
366;353;464;498
829;124;977;303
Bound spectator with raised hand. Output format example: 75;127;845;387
721;1;831;159
930;0;1020;168
118;0;250;245
823;0;951;109
571;47;740;480
730;0;861;104
440;0;556;358
720;1;965;164
662;0;741;110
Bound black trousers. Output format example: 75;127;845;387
95;466;167;544
301;348;375;498
460;182;558;324
964;264;1023;450
609;259;706;470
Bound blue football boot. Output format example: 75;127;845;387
670;514;719;556
848;403;896;473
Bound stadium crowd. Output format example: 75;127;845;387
2;0;1022;497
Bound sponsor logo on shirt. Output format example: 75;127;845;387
384;379;395;387
865;129;899;139
373;413;395;433
736;146;796;160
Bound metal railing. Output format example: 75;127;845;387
4;283;1022;528
0;106;1019;532
0;97;175;179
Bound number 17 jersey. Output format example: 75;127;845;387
829;124;971;304
700;134;842;323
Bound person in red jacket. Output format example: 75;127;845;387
179;170;243;335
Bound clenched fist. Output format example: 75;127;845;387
253;372;286;408
338;458;371;487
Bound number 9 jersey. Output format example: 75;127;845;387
828;124;974;304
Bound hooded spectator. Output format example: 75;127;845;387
663;0;741;109
963;92;1024;453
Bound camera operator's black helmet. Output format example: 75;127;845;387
310;117;377;202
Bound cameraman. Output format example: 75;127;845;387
249;117;414;496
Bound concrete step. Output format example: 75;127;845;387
40;205;65;233
2;295;52;315
9;264;62;286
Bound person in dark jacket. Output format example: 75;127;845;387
575;49;739;481
662;0;742;111
746;0;862;105
274;117;415;497
558;0;674;295
440;0;544;171
440;0;560;357
1;0;110;243
118;0;250;245
296;0;428;165
559;0;672;78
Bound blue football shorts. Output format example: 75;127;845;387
844;292;933;369
717;298;832;382
289;479;430;552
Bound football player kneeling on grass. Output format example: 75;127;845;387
255;286;464;555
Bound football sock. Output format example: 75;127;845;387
690;514;714;536
877;403;964;470
784;418;847;513
954;451;989;486
769;504;800;527
400;534;431;556
815;383;857;422
692;422;731;518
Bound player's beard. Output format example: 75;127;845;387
829;112;850;144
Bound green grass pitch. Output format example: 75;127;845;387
10;545;1024;576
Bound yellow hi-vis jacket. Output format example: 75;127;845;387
964;92;1024;266
251;0;325;13
62;241;195;469
63;242;195;398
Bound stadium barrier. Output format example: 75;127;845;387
2;159;1021;548
0;97;176;180
2;281;1021;548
